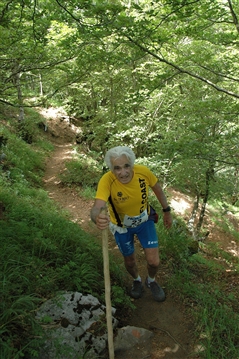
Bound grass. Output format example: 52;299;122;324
78;185;96;200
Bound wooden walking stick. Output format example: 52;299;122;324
101;207;115;359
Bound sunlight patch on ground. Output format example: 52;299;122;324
53;144;76;162
170;198;191;215
61;147;76;160
164;344;179;353
167;188;193;215
38;107;67;119
227;241;239;257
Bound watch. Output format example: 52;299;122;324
162;206;171;212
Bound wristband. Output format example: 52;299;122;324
162;206;171;212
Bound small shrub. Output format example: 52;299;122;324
59;156;102;187
78;185;95;200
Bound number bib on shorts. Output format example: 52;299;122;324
123;209;148;228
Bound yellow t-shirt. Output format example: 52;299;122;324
95;164;158;225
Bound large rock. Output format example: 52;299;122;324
36;292;118;359
114;326;153;351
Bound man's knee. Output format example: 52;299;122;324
147;259;160;268
145;248;160;267
124;254;136;268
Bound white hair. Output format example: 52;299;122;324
104;146;136;170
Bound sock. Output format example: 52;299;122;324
147;275;155;283
134;275;141;282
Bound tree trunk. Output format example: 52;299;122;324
13;64;24;122
187;192;200;239
231;167;239;205
39;73;43;96
196;165;214;234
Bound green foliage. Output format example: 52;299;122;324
155;216;196;263
111;285;135;311
198;305;239;359
78;185;96;200
59;153;102;187
1;0;238;211
0;115;53;187
208;200;239;242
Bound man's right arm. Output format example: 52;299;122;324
90;199;109;230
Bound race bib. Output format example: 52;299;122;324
123;209;148;228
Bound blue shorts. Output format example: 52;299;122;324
114;220;158;257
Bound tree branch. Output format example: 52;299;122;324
227;0;239;34
0;0;15;23
194;154;239;166
197;64;239;83
54;0;84;25
126;36;239;99
0;99;16;107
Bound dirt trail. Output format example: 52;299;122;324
43;143;200;359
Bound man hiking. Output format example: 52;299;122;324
91;146;172;302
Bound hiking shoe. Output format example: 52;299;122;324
129;280;143;299
145;278;166;302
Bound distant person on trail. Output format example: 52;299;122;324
91;146;173;302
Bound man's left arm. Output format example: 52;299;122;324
151;182;173;229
